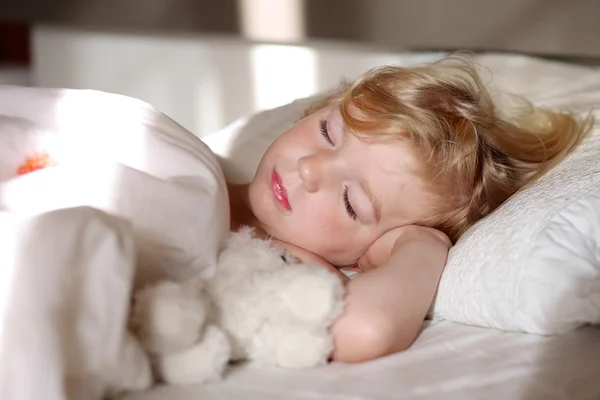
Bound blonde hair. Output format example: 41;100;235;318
308;56;594;243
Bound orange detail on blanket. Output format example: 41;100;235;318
17;154;58;176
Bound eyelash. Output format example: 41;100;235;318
319;119;334;146
320;118;355;220
343;186;358;220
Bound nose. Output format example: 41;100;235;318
297;152;337;193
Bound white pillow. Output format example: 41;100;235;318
204;53;600;334
204;96;318;184
0;86;229;287
432;126;600;334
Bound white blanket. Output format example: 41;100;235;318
0;207;151;399
0;86;230;399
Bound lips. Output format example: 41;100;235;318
271;169;291;211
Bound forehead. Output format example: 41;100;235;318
347;136;433;224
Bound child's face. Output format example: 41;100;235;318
248;106;436;266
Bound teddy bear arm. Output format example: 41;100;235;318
131;281;208;356
156;325;231;385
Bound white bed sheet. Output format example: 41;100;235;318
124;321;600;400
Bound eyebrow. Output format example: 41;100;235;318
358;178;382;223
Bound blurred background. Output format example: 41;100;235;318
1;0;599;137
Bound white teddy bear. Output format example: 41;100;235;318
130;228;346;385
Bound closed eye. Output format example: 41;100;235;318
343;186;358;220
319;119;334;146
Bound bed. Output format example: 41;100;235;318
0;52;599;400
123;321;600;400
132;52;600;400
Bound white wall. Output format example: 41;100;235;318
32;26;443;137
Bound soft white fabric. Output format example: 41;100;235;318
123;321;600;400
203;53;600;334
0;207;151;400
0;86;232;398
432;129;600;333
0;85;230;286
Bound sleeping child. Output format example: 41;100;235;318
224;55;592;362
0;55;592;369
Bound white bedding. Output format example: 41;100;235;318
123;321;600;400
0;86;230;399
1;52;599;400
0;207;151;400
0;85;229;286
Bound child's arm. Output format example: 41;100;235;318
330;226;451;363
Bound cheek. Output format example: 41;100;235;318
287;199;370;261
248;179;273;224
296;201;339;234
279;197;340;245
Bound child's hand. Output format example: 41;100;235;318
271;239;349;283
357;225;451;272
